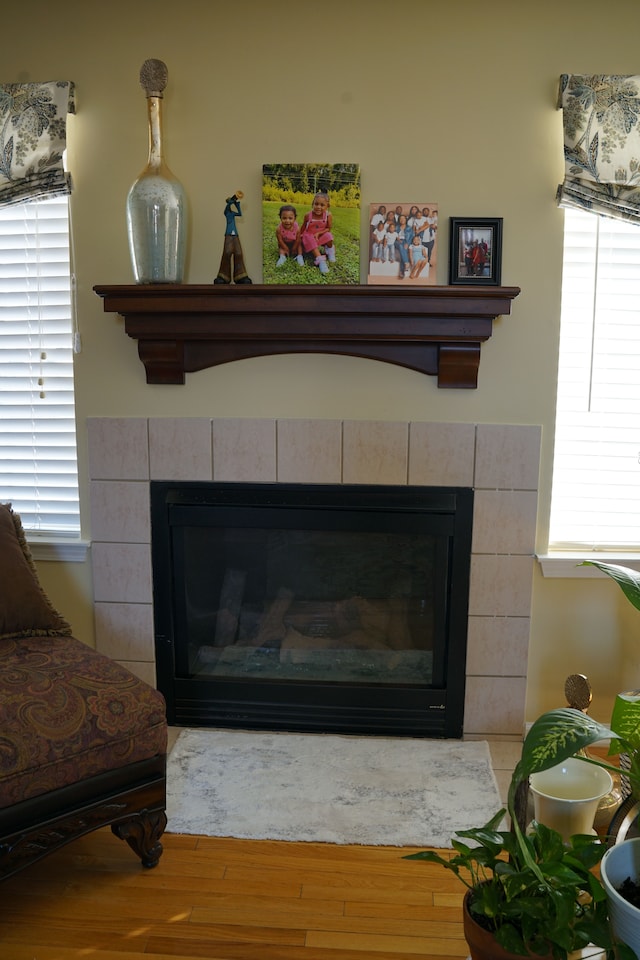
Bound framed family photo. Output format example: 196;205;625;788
448;217;502;285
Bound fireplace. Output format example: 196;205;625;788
150;480;473;737
88;416;539;739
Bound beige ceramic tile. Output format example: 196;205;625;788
277;419;342;483
408;422;476;486
149;417;213;481
90;480;150;543
116;660;157;687
213;418;276;482
472;489;538;554
464;676;528;737
493;767;512;805
87;418;149;480
474;424;542;490
91;542;152;604
487;739;522;771
466;615;530;676
94;601;155;662
468;555;534;617
342;420;408;485
86;415;539;739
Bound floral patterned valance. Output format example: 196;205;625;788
557;74;640;224
0;81;75;206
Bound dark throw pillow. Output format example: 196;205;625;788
0;503;72;640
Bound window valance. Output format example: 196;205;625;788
557;74;640;224
0;81;75;206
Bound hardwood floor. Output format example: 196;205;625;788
0;737;523;959
0;828;470;959
1;739;613;959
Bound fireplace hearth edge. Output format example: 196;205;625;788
151;481;474;738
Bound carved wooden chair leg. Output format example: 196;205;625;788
111;809;167;868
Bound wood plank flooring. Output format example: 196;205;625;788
0;828;470;959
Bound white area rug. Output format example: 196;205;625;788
166;729;502;847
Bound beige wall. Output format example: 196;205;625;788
8;0;640;727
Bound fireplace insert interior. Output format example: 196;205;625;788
151;481;473;737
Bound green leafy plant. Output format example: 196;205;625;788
580;561;640;612
581;561;640;787
407;707;638;958
410;814;613;957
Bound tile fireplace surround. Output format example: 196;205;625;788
87;418;541;739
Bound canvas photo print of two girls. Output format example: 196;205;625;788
262;163;360;284
368;202;438;285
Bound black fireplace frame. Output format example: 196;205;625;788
151;481;473;738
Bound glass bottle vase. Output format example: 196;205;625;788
126;73;187;283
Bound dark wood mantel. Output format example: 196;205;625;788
94;283;520;388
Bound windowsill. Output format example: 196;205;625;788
537;553;640;578
28;538;90;562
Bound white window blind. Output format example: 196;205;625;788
549;207;640;550
0;196;79;535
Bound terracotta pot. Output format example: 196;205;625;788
463;890;553;960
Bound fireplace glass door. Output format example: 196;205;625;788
151;482;473;737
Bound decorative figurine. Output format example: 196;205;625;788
213;191;252;284
564;673;593;712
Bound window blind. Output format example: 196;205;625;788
0;196;79;534
549;207;640;550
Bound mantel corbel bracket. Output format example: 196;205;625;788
94;283;520;388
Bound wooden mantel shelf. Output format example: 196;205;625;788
94;283;520;388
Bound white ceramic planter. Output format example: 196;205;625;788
600;836;640;958
529;757;613;842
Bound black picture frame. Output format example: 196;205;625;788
448;217;502;285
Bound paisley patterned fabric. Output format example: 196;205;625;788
0;634;167;808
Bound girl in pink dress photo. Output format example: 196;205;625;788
275;204;304;267
299;192;335;275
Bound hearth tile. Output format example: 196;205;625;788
90;480;150;543
213;418;276;481
493;768;511;804
277;419;341;482
149;418;213;480
466;615;530;676
95;601;154;662
87;418;149;480
91;542;152;604
115;660;156;686
487;739;522;772
468;555;534;617
408;422;475;486
464;676;527;736
472;490;538;554
474;424;541;490
342;420;408;484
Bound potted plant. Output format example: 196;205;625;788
600;837;640;959
581;560;640;793
406;707;638;959
582;560;640;953
406;561;640;957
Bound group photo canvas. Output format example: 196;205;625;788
367;202;438;285
262;163;361;284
